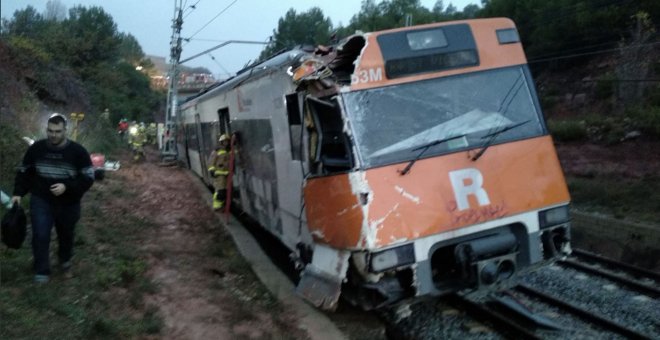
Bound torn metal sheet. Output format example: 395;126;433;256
296;244;350;310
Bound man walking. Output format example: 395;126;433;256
11;113;95;283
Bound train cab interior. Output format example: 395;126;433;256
306;96;354;174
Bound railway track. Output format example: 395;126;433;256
384;249;660;339
233;213;659;339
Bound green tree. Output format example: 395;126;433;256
336;0;478;39
57;6;120;71
118;32;145;65
1;6;46;39
259;7;332;60
2;4;165;127
462;4;480;18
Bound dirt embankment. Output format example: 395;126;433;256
555;138;660;179
106;148;309;339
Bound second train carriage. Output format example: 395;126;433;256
178;18;572;310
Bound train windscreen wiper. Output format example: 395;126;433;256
399;133;467;175
471;120;530;161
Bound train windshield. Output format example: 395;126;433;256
343;66;546;167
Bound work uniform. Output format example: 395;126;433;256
208;143;230;210
130;126;147;160
146;123;157;145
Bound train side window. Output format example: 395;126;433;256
305;96;354;174
285;93;303;161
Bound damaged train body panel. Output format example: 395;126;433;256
179;18;572;311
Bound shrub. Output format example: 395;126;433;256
547;119;587;142
594;73;616;99
627;106;660;137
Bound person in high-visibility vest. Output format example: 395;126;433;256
207;134;230;210
129;123;147;161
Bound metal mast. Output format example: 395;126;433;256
162;0;183;160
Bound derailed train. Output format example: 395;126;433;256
178;18;572;310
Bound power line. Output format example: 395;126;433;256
185;0;238;42
582;79;660;82
185;38;231;43
179;40;267;64
528;41;660;64
183;0;201;19
528;40;622;60
208;53;231;76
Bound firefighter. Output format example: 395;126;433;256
129;123;147;161
208;134;230;210
146;123;157;145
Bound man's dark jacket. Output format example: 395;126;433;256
13;139;94;204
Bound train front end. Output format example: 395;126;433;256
297;18;571;310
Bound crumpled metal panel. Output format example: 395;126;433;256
296;244;350;310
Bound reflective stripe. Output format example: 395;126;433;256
35;162;77;180
215;170;229;176
217;150;227;155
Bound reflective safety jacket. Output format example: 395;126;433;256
208;148;229;189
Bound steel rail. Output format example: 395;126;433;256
515;284;652;340
572;248;660;281
444;294;542;340
558;259;660;298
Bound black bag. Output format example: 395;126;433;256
1;203;27;249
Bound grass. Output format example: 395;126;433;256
548;105;660;144
567;175;660;224
0;173;163;339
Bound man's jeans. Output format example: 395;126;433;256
30;195;80;276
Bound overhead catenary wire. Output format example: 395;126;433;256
528;41;660;64
183;0;201;19
184;0;239;43
208;53;231;77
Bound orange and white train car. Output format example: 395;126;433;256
179;18;571;311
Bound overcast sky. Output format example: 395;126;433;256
2;0;478;78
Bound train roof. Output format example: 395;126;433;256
180;49;309;108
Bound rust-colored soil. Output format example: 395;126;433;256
105;148;309;339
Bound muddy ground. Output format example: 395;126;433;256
104;148;311;339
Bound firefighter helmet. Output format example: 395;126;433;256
218;134;229;142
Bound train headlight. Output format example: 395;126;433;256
539;205;570;229
369;244;415;272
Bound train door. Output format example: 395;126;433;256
285;93;306;164
217;108;230;136
217;108;238;202
182;124;191;168
194;114;208;182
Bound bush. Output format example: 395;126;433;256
76;114;122;155
627;106;660;137
594;73;616;99
0;123;29;193
547;119;588;142
582;114;634;144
